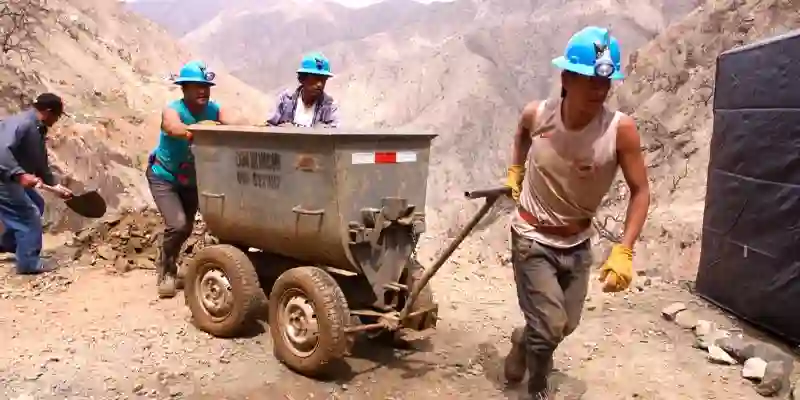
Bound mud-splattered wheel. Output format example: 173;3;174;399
184;244;263;338
269;266;350;378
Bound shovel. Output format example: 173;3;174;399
38;184;107;219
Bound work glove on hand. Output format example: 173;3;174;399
598;244;634;292
505;165;525;202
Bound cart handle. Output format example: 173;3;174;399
464;186;511;200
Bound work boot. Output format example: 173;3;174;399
504;327;527;384
18;258;58;275
528;353;554;399
158;274;177;299
156;251;178;299
529;389;551;400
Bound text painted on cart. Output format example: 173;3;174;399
235;150;281;190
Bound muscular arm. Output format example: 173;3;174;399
616;114;651;249
216;106;239;125
511;101;538;165
160;107;190;138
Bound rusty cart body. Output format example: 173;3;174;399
183;124;508;378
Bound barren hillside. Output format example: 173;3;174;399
4;1;800;399
130;0;700;234
606;0;800;281
1;0;267;232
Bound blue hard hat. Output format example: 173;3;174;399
174;60;216;86
296;52;333;77
552;26;624;80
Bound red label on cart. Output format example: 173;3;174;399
351;151;417;164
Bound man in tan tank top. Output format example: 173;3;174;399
502;27;651;399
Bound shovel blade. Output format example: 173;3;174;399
65;191;106;219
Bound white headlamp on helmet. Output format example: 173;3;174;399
593;30;615;79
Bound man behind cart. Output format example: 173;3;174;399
0;93;73;274
266;52;340;128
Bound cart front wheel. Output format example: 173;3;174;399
269;266;349;378
184;244;262;338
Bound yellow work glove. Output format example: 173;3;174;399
598;244;634;292
505;165;525;202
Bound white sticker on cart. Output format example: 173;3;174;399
395;151;417;163
351;151;417;164
351;153;376;164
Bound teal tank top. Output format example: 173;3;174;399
150;99;220;185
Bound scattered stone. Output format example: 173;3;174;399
716;336;794;366
113;257;132;273
694;320;715;337
661;302;687;321
707;344;737;365
756;361;789;397
674;310;698;330
742;357;767;380
695;329;731;350
715;336;754;363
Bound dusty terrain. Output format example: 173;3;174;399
1;0;799;399
0;246;776;400
0;213;794;400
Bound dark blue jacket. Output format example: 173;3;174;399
0;109;57;185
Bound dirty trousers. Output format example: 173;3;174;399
146;168;198;279
0;183;46;273
511;229;592;393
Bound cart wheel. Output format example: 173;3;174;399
269;266;350;378
184;244;262;338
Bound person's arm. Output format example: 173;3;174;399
265;92;287;126
160;107;190;138
324;101;340;128
616;114;651;249
0;120;25;183
216;105;238;125
512;101;538;165
37;145;58;186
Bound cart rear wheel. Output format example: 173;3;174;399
184;244;262;338
269;266;349;378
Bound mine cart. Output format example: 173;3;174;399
184;124;509;378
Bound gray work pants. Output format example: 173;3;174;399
146;167;198;281
511;229;593;394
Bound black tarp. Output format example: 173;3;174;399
697;29;800;344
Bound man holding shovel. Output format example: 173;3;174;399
0;93;73;274
503;26;650;399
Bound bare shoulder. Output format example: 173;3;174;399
615;112;642;152
519;100;541;129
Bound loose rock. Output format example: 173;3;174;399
694;320;715;337
756;361;789;397
707;344;737;365
674;310;698;330
742;357;767;380
661;302;687;321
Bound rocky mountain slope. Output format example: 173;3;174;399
0;0;267;232
129;0;700;234
601;0;800;280
128;0;800;283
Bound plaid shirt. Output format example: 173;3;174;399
266;87;340;127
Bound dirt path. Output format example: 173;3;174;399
0;235;787;400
